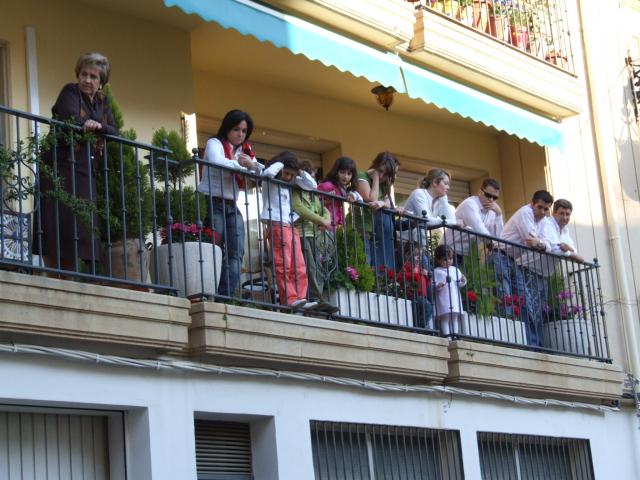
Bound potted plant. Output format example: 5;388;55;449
488;0;510;41
149;128;222;299
329;227;376;320
459;244;527;345
100;85;153;286
156;221;222;299
509;4;530;51
542;275;595;355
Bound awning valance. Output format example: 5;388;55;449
165;0;563;147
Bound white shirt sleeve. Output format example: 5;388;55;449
295;170;317;191
262;162;284;178
203;138;246;171
457;198;491;236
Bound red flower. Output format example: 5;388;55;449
513;305;521;317
386;269;396;280
379;265;386;272
466;291;478;302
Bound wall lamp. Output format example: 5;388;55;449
371;85;397;111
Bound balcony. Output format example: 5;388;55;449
0;104;623;400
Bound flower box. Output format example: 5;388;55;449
461;313;527;345
329;288;413;327
542;318;598;356
155;242;222;298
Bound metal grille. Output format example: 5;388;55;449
310;421;464;480
477;432;594;480
195;420;253;480
0;411;109;480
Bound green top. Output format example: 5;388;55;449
357;170;385;201
292;189;330;237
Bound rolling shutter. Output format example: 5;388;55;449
195;420;253;480
0;411;109;480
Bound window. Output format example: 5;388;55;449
310;421;464;480
0;407;123;479
195;420;253;480
477;432;594;480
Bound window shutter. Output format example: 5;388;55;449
195;420;253;480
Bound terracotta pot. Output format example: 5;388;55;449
545;52;569;70
510;25;530;51
109;238;150;290
488;14;507;41
472;0;490;33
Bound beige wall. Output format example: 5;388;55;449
0;0;195;143
193;69;502;180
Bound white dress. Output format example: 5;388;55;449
434;266;466;316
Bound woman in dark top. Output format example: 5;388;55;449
35;52;118;271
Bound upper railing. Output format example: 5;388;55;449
411;0;574;73
0;105;607;361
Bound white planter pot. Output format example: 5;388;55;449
329;288;413;327
461;313;527;345
542;318;597;356
155;242;222;298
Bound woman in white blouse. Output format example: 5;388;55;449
403;168;456;227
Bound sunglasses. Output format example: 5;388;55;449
482;190;499;201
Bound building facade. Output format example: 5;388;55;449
1;0;639;478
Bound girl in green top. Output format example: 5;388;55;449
353;151;399;271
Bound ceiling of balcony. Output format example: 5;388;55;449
78;0;495;135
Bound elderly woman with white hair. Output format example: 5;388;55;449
35;52;118;271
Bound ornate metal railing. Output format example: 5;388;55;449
1;105;608;361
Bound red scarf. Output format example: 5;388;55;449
223;140;255;190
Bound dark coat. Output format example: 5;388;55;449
34;83;117;264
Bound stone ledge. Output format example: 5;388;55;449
189;302;450;383
447;340;624;402
0;271;191;352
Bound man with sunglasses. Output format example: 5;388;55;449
444;178;504;267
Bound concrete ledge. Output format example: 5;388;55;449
189;302;450;382
447;340;624;402
0;271;191;352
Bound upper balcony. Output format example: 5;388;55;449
266;0;585;118
0;104;623;403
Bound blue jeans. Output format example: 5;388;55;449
368;210;395;271
205;198;245;297
413;296;433;330
490;250;515;317
518;267;547;347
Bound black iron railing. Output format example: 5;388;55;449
0;105;608;361
413;0;574;73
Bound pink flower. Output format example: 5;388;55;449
346;266;359;281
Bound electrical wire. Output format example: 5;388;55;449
0;342;619;413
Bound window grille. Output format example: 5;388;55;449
477;432;594;480
310;420;464;480
195;420;253;480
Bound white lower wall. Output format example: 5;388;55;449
1;353;638;479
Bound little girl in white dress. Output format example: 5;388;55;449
433;245;467;337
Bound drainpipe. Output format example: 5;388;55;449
577;0;640;412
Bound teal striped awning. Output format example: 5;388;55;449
165;0;563;147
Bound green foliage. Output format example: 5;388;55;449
546;271;566;314
462;244;498;316
100;87;153;240
150;127;193;190
154;186;207;227
331;226;375;292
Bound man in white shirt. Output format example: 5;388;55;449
542;199;584;264
445;178;503;264
497;190;554;347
